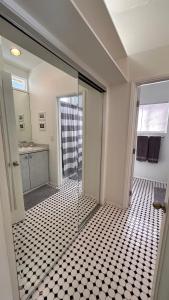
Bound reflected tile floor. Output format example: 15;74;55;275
30;178;165;300
12;179;97;299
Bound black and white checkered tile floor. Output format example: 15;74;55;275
12;179;97;299
29;178;165;300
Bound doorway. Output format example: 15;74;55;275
132;81;169;207
128;80;169;299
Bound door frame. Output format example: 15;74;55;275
123;82;139;208
56;97;63;187
124;77;169;300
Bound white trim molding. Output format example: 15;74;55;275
123;82;138;208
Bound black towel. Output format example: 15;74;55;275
147;136;161;163
136;136;148;161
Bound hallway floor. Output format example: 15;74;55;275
30;178;165;300
12;179;97;299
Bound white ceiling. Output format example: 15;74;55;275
1;0;126;85
1;37;42;71
104;0;169;55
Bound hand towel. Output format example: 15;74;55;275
136;136;148;161
147;136;161;163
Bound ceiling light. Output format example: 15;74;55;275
10;48;21;56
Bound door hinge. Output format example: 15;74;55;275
136;100;140;107
129;190;132;197
133;148;136;155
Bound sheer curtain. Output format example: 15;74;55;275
137;103;169;133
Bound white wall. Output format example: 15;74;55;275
129;45;169;83
4;62;29;81
79;83;103;202
104;82;131;207
4;63;32;142
139;81;169;104
29;62;78;186
134;81;169;183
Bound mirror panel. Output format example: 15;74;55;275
0;33;104;300
1;36;79;299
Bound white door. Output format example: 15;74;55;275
0;71;25;224
0;48;20;300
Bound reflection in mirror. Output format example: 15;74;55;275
58;94;83;225
78;80;103;224
13;89;32;143
0;36;79;299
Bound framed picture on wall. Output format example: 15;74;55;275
19;123;25;130
39;122;46;131
18;114;24;122
38;112;46;121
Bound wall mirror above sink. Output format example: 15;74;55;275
0;33;104;299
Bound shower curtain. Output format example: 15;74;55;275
60;101;83;179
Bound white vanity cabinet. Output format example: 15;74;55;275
20;150;49;193
29;151;49;189
20;154;31;192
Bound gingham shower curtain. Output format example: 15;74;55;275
60;101;83;179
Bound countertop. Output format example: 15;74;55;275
19;144;49;155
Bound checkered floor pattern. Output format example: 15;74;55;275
29;178;165;300
12;179;97;299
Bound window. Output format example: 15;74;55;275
12;75;27;91
137;103;169;134
59;95;83;107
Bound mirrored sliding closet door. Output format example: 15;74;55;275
77;79;103;225
0;20;104;300
0;35;79;299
